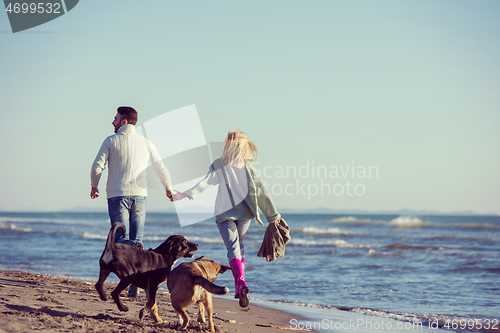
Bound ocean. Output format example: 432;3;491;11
1;212;499;332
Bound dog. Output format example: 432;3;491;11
167;256;231;332
95;222;199;323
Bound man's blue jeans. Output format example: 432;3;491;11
107;196;147;245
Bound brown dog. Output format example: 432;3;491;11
167;256;231;332
95;222;199;323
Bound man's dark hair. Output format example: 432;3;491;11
117;106;138;125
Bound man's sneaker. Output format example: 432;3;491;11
128;284;140;297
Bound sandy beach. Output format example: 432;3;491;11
0;270;309;333
1;267;498;333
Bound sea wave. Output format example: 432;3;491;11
389;217;500;230
0;216;104;225
386;243;445;251
330;216;372;223
82;232;107;240
350;307;499;332
0;217;65;224
289;239;355;248
80;233;223;244
187;236;224;244
452;266;500;274
368;249;405;258
327;215;500;232
389;216;436;228
450;223;500;230
429;235;498;242
299;226;355;236
0;222;32;233
253;298;498;333
142;235;223;244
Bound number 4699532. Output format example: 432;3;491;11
5;3;61;14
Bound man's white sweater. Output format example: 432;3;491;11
91;124;172;198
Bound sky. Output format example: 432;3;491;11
0;1;499;214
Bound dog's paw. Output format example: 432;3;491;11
176;326;187;331
118;305;129;312
139;308;145;321
97;292;107;301
95;285;107;301
223;287;229;294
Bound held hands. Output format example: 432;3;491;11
171;191;188;202
167;189;188;202
273;219;281;225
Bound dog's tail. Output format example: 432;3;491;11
105;222;126;251
194;277;229;295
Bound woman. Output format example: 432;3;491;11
173;129;281;308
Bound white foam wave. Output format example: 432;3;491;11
331;216;372;223
142;235;223;244
331;215;500;230
351;307;496;331
242;297;496;332
82;232;107;240
0;216;100;225
82;233;223;243
0;222;32;232
187;236;223;244
290;239;355;247
352;308;425;325
390;216;423;223
142;236;169;242
389;216;435;228
0;217;68;224
301;226;354;235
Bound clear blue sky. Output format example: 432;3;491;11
1;1;499;214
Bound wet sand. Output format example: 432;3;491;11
0;270;311;333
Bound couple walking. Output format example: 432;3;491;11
90;106;281;307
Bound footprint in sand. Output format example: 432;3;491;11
36;295;63;305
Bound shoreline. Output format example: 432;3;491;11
0;269;459;333
0;269;313;333
1;269;496;333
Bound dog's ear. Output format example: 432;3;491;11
168;237;178;254
155;236;175;254
219;265;232;274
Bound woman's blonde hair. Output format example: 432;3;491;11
222;129;260;166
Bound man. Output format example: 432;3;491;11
91;106;174;296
